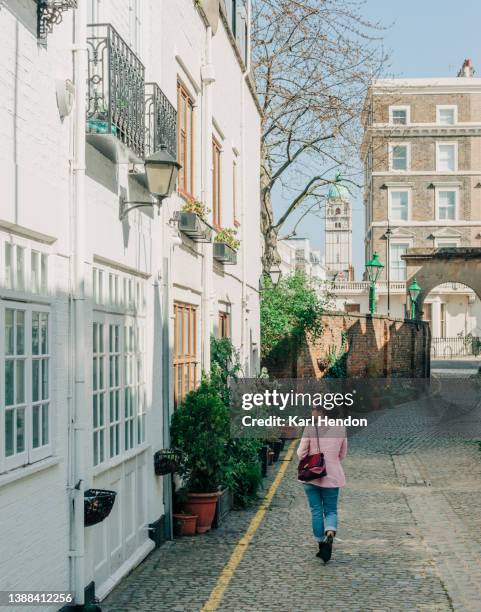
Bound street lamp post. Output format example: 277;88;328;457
408;277;421;320
366;252;384;315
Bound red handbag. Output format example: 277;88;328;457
297;426;327;482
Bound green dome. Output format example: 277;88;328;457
328;172;350;201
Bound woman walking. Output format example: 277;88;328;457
297;408;347;563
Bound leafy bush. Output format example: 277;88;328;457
170;378;230;493
224;439;263;508
261;272;326;361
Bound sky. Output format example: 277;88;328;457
272;0;481;279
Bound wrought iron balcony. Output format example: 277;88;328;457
37;1;77;43
86;24;145;163
145;83;177;159
213;242;238;265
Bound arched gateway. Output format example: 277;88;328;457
402;248;481;318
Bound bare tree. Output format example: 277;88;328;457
251;0;388;272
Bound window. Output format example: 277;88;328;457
177;82;195;197
390;243;409;281
92;265;144;312
1;304;51;472
390;144;409;171
92;317;145;467
345;304;361;314
219;311;230;338
436;190;457;220
440;303;446;338
436;143;457;171
3;241;48;295
389;190;409;221
436;239;459;248
437;105;457;125
92;322;106;466
173;303;198;407
389;106;409;125
212;138;222;228
423;303;432;326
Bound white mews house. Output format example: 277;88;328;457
0;0;261;608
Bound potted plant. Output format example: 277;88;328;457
171;378;230;533
214;227;240;251
173;512;198;536
181;198;210;220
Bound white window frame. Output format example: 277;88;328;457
388;187;411;222
436;105;457;125
92;264;145;314
389;142;410;171
0;302;52;474
435;187;458;221
389;105;410;125
435;238;460;248
389;241;412;282
1;235;51;299
436;142;458;172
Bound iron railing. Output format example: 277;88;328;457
145;83;177;159
86;24;145;159
431;336;481;359
37;0;77;42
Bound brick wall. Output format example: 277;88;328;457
266;312;430;379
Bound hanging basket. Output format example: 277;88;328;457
84;489;117;527
154;449;182;476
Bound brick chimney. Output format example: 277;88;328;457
458;58;475;77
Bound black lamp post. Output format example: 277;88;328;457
120;145;181;220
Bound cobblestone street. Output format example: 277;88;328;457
104;364;481;612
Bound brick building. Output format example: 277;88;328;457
360;60;481;342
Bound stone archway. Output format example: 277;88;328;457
402;248;481;317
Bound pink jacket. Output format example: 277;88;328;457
297;425;347;488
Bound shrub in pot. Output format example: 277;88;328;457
224;439;263;508
171;378;230;533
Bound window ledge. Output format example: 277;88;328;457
0;456;60;488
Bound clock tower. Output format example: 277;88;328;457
325;172;353;280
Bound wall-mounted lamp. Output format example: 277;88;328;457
119;145;181;220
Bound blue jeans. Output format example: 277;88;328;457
304;484;339;540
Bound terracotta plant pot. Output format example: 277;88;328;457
184;492;219;533
173;513;198;536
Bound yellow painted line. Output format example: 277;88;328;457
201;439;298;612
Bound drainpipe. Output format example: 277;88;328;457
201;26;215;372
240;0;251;372
69;1;87;605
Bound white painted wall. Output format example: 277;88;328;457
0;0;261;605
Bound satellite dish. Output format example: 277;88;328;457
56;79;75;120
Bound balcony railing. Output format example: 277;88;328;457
86;24;145;162
145;83;177;159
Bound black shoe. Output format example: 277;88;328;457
318;534;333;563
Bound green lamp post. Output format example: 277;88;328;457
408;277;421;320
366;252;384;314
